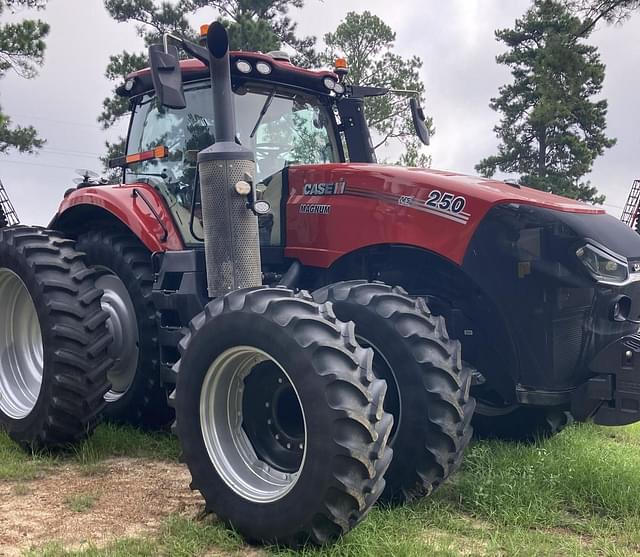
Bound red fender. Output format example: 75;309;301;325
54;183;184;252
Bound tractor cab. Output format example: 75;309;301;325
115;47;427;247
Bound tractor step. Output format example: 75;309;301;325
152;250;208;384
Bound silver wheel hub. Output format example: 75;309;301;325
96;270;139;403
0;269;44;419
200;346;307;503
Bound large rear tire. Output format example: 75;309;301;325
313;280;475;504
172;288;393;546
0;226;112;448
76;230;172;428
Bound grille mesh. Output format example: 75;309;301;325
552;313;585;376
199;158;261;297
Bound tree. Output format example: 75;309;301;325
476;0;615;204
0;0;50;154
565;0;640;34
322;11;432;167
182;1;318;66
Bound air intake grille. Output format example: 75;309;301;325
552;313;585;376
199;158;261;298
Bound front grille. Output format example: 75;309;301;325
552;312;585;376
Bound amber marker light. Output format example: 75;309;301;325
109;145;169;169
335;58;348;70
334;57;348;80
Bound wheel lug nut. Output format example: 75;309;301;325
267;419;272;425
299;443;303;450
286;443;291;449
278;377;283;384
265;402;270;408
275;434;280;440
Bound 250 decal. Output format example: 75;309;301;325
425;190;466;214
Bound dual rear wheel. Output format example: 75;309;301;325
172;281;475;544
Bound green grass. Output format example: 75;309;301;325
64;493;99;513
11;422;640;556
73;423;180;464
0;432;55;481
0;423;179;481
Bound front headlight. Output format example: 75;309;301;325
576;243;629;284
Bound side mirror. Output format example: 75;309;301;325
149;44;186;110
410;98;430;146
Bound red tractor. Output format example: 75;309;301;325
2;22;640;546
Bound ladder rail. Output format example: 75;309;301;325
0;178;20;226
621;179;640;227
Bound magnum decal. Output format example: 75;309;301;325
300;204;332;214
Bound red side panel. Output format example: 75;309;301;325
285;164;604;268
56;183;184;252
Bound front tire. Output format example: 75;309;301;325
0;226;112;448
76;230;172;428
172;288;393;546
313;281;475;504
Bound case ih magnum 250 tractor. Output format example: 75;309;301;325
2;22;640;545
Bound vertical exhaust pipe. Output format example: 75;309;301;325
197;22;261;298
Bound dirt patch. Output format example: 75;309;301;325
0;458;202;556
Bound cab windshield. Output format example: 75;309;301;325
126;82;341;244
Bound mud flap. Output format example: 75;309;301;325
572;333;640;426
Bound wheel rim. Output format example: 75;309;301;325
0;269;44;419
200;346;307;503
95;270;139;402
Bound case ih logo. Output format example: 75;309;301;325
300;204;331;215
303;180;346;196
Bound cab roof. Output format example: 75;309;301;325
118;51;340;99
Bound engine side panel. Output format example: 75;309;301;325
284;164;602;268
54;183;184;253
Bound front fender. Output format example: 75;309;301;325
52;183;184;252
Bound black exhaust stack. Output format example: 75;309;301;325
197;22;261;298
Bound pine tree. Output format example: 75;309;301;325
0;0;50;154
565;0;640;34
477;0;615;203
322;11;432;167
182;1;318;66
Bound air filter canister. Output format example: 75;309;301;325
198;143;261;298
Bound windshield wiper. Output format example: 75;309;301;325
249;89;276;139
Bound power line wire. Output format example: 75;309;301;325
8;113;109;131
1;159;81;171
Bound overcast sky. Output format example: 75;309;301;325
0;0;638;225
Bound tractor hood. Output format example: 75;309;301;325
320;163;604;215
285;163;626;269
